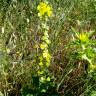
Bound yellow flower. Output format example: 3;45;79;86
37;2;52;17
40;43;48;50
79;33;88;42
46;62;50;67
42;51;48;58
37;2;47;16
39;62;43;66
46;5;52;17
90;64;96;70
42;50;50;58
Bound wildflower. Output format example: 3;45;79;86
46;62;50;67
39;62;43;66
42;50;50;59
40;43;48;50
79;33;88;43
41;37;51;44
46;5;52;17
44;32;49;37
37;2;52;17
90;64;96;70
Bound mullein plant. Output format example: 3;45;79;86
36;1;53;90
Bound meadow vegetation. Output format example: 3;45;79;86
0;0;96;96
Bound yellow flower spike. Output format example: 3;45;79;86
40;43;48;50
37;2;52;77
46;5;52;17
37;2;52;17
41;36;51;44
39;56;43;61
45;39;51;44
37;2;47;16
79;33;89;43
44;32;49;37
46;62;50;67
42;52;48;58
39;62;43;66
42;50;50;59
46;56;51;62
42;36;48;40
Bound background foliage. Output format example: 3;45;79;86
0;0;96;96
